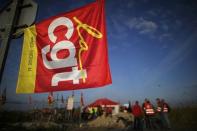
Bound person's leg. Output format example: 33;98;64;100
163;113;171;129
136;117;141;130
140;118;144;131
151;117;158;129
157;114;164;129
159;113;165;129
146;116;151;129
133;117;137;129
144;115;148;129
149;116;153;129
149;116;156;129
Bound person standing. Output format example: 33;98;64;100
132;101;143;130
143;99;155;129
156;98;164;129
161;99;171;129
142;98;148;129
128;101;132;113
92;108;97;119
97;105;103;116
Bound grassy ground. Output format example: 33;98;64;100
0;106;197;130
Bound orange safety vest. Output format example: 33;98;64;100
156;102;162;112
157;106;162;112
145;103;155;115
163;103;169;113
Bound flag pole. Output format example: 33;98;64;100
79;91;84;126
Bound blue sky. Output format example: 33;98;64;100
0;0;197;110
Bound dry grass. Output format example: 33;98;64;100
169;106;197;129
0;106;197;130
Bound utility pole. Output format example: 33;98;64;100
0;0;21;86
0;0;37;86
0;0;37;106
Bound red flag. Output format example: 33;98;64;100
16;0;112;93
80;92;84;106
48;92;54;104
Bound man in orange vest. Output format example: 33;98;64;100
161;99;171;129
156;98;162;113
156;98;164;129
142;99;155;129
142;98;148;129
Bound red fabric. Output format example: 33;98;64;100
132;105;143;117
88;98;118;107
48;92;54;104
33;0;111;93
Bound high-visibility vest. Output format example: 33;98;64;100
156;103;162;112
157;105;162;112
157;106;162;112
88;108;93;114
163;103;169;113
145;103;155;115
93;107;98;113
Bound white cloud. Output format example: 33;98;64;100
138;21;158;34
125;17;158;34
125;17;138;29
159;33;172;41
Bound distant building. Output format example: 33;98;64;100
87;98;120;114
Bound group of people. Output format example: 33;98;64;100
131;98;171;130
82;106;113;120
